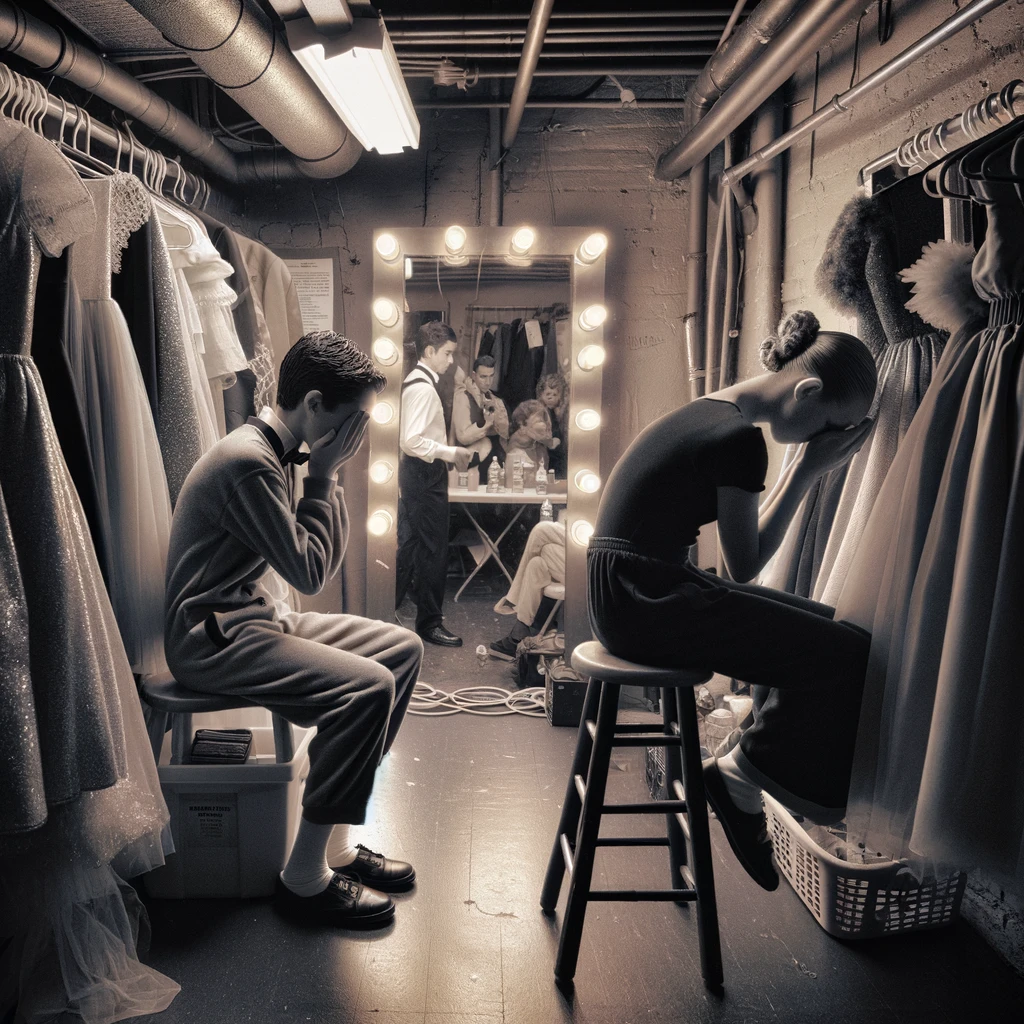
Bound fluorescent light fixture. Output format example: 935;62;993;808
286;16;420;155
577;345;606;371
372;401;395;425
576;232;608;264
373;297;399;326
579;304;608;331
369;460;394;484
404;257;413;280
575;408;601;431
372;337;399;365
375;233;400;261
368;509;394;536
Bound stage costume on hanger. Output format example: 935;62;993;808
837;165;1024;883
165;413;421;825
761;197;945;603
0;116;177;1024
67;173;173;676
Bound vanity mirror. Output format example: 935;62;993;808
366;226;608;658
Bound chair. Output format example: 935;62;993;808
538;582;565;634
540;640;722;989
141;671;294;766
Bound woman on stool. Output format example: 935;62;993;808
589;312;877;891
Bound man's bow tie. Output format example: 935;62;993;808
281;448;310;467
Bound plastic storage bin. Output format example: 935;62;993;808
763;792;967;939
145;724;313;899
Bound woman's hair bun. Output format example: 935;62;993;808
759;310;821;372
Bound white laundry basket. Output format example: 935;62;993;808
763;792;967;939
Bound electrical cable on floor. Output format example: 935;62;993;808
408;681;546;717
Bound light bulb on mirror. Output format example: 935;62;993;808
570;519;595;548
445;224;467;255
579;304;608;331
372;337;399;366
372;402;395;425
574;470;601;494
576;232;608;265
575;408;601;431
375;233;400;262
373;297;399;327
369;460;394;484
577;345;606;371
510;226;536;256
367;509;393;537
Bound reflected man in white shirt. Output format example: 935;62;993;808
395;321;472;647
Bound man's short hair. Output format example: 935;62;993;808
473;354;496;372
278;331;387;410
416;320;456;358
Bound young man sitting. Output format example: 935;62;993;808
165;330;423;928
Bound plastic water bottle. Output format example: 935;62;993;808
487;459;501;493
457;468;469;489
696;686;715;759
535;465;548;495
512;461;525;494
476;644;488;668
540;499;554;522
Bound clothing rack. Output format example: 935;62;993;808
0;61;210;208
859;78;1024;193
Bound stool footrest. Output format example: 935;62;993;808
594;836;670;847
587;889;698;902
603;799;687;815
584;720;681;747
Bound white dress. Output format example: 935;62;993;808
67;174;173;676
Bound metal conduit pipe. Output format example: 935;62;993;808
720;0;1012;189
122;0;362;179
402;63;708;78
488;88;502;227
417;99;688;110
656;0;866;180
501;0;554;151
0;0;238;181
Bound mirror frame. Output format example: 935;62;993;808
366;226;608;657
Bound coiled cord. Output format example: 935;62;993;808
408;681;546;718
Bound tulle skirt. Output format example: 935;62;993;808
0;353;178;1020
66;299;173;676
836;319;1024;883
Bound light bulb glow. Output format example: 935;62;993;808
375;233;400;261
372;402;395;425
510;226;536;256
404;257;413;280
577;345;606;371
368;509;393;537
369;460;394;484
574;470;602;494
576;232;608;264
445;225;467;255
579;304;608;331
570;519;595;548
373;297;399;327
575;408;601;431
372;337;399;366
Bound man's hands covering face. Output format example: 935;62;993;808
308;410;370;478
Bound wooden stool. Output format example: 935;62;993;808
140;672;294;766
540;641;722;989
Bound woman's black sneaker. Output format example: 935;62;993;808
274;872;395;927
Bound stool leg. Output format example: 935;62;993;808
555;680;619;983
146;709;169;766
661;686;689;893
170;712;193;765
540;676;602;913
272;714;294;763
676;688;723;989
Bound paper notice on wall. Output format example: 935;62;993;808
283;258;334;334
524;319;544;349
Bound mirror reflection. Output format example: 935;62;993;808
395;255;572;663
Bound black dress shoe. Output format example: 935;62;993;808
274;873;395;928
332;844;416;892
419;625;463;647
702;759;779;892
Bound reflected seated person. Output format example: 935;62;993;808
504;399;561;482
451;355;509;485
489;517;566;661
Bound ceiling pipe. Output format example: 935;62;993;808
501;0;555;152
387;11;742;22
401;62;707;78
417;99;687;110
0;0;238;181
656;0;866;180
121;0;362;179
721;0;1013;190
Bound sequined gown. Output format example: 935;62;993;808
0;119;177;1021
837;167;1024;883
67;174;174;676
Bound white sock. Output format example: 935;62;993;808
716;749;764;815
280;818;335;897
326;823;358;867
